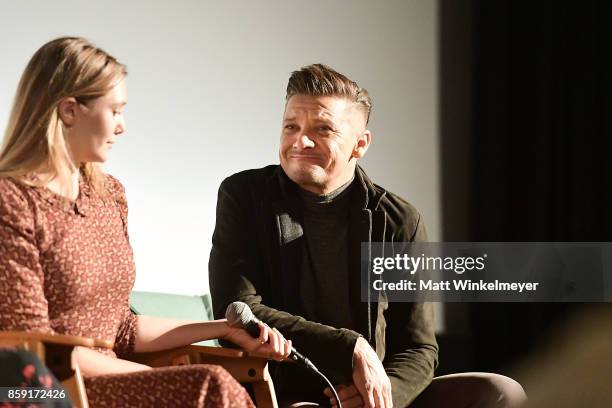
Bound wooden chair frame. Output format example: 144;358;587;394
0;331;278;408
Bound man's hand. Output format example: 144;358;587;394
324;384;364;408
351;337;393;408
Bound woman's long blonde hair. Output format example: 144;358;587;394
0;37;127;196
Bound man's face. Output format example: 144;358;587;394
279;94;371;195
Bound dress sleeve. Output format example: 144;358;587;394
113;307;137;358
0;181;55;334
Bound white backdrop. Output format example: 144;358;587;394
0;0;440;295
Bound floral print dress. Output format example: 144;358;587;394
0;175;254;408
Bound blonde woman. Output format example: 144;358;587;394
0;37;291;407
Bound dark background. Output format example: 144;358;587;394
437;0;611;379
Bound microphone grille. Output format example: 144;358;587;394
225;301;254;328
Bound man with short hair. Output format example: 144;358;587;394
210;64;526;407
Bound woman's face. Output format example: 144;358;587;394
64;80;127;164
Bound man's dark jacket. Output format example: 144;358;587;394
209;165;438;407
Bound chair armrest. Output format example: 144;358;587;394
0;331;113;349
0;331;94;408
130;345;278;408
130;345;270;382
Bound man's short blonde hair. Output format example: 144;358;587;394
286;64;372;124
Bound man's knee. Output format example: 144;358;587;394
476;373;527;407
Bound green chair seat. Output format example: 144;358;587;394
130;291;219;347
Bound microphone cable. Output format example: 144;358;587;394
288;354;343;408
313;367;342;408
226;301;343;407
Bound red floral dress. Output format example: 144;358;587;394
0;175;254;408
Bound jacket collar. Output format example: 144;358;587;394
270;164;386;211
353;165;387;211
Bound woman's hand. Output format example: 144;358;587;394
223;321;292;362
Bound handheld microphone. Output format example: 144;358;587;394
225;301;343;408
225;301;318;371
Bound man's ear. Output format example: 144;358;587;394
57;97;79;127
352;130;372;159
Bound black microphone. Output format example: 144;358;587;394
225;301;317;371
225;301;343;408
